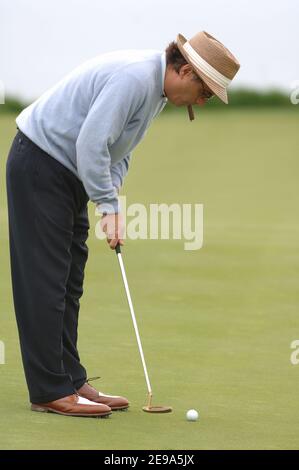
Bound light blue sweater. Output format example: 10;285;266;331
16;50;168;213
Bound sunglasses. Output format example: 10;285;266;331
200;79;214;100
194;74;214;100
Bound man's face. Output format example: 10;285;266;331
164;64;214;107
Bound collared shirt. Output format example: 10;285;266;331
16;49;168;213
161;51;167;98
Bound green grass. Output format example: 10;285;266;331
0;109;299;449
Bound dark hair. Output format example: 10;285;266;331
165;41;201;82
165;41;188;72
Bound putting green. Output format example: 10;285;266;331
0;109;298;449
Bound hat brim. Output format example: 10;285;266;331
177;33;228;104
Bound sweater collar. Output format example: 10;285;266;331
160;52;167;99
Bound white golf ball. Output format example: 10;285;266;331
186;409;199;421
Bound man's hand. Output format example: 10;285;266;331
100;213;125;250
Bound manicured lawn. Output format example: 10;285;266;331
0;109;298;449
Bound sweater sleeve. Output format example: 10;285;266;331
76;72;144;214
110;153;132;191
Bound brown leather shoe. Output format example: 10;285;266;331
31;393;112;417
77;383;129;410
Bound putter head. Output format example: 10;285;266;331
142;405;172;413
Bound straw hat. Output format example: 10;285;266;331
177;31;240;107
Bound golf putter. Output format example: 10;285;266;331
115;243;172;413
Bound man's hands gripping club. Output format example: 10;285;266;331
100;213;125;249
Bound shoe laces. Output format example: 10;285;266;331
87;376;101;384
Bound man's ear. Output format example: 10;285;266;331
179;64;193;78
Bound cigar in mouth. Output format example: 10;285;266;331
187;105;195;121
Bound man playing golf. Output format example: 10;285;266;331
6;31;240;417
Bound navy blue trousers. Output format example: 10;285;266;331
6;130;89;403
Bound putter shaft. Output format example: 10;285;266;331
115;244;152;397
